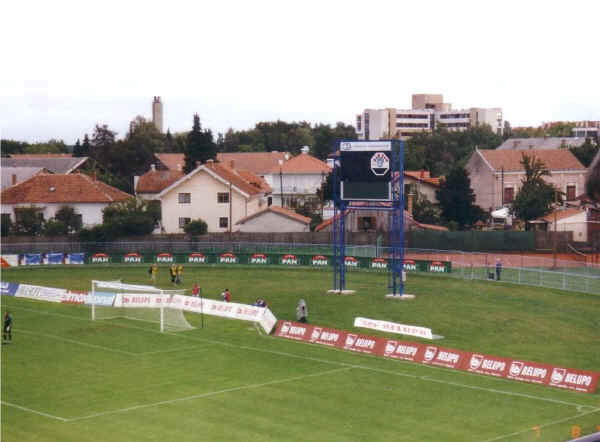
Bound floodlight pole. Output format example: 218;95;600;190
390;140;405;296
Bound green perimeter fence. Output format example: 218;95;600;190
4;241;600;295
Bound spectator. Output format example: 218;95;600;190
296;299;307;323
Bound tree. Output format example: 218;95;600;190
90;124;117;167
13;208;44;236
43;219;68;236
1;214;12;237
1;139;30;156
73;134;91;157
511;153;559;227
570;138;599;167
183;219;208;236
184;114;216;173
410;192;441;225
54;206;82;233
102;198;157;237
24;139;69;154
436;167;484;229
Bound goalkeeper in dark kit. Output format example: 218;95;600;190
3;311;13;343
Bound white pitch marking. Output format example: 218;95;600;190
420;376;596;409
481;407;600;442
1;401;68;422
66;367;351;422
10;305;596;412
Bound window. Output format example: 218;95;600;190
217;192;229;204
179;217;191;228
359;216;376;232
503;187;514;203
178;193;191;204
219;217;228;229
566;184;576;201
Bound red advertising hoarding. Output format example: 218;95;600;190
274;320;599;393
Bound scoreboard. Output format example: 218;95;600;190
339;141;395;201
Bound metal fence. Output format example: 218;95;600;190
4;241;600;295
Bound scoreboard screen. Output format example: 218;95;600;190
339;141;394;201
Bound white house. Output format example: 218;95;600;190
0;172;132;227
156;160;271;233
261;148;330;208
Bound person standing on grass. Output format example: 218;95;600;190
3;311;13;343
150;263;158;283
192;282;199;297
296;299;307;323
496;258;502;281
221;288;231;302
170;264;177;284
176;264;184;285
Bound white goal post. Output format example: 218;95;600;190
90;280;194;332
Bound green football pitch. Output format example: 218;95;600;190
1;266;599;441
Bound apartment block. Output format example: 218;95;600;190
356;94;503;140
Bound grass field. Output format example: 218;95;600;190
1;265;600;441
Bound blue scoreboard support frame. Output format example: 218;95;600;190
332;140;405;295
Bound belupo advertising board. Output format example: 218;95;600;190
274;320;599;393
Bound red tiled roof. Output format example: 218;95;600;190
235;170;272;193
404;170;440;187
537;208;586;223
136;169;184;194
269;153;331;174
154;153;185;171
477;149;585;172
217;152;289;175
205;162;264;196
236;205;311;225
9;153;74;158
1;173;132;204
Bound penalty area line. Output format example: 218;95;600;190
481;407;600;442
65;366;351;422
1;401;68;422
19;329;138;356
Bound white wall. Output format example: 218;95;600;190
238;211;309;232
2;202;107;226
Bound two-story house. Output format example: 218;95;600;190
465;148;587;212
156;160;271;233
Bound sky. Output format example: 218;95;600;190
2;0;599;144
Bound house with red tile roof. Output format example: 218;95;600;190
156;160;271;233
236;205;311;232
0;172;132;227
135;164;185;199
529;207;600;242
261;148;330;209
465;148;587;212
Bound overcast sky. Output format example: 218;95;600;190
2;0;599;144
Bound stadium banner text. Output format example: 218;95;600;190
354;317;434;339
275;321;599;394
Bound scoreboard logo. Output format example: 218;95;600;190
370;152;390;176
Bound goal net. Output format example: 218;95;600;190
90;280;194;332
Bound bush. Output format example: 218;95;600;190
54;206;82;233
43;219;68;236
1;214;12;237
14;208;44;236
184;219;208;236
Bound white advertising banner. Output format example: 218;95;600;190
170;295;277;333
16;284;67;303
85;292;116;306
354;317;434;340
113;293;171;308
1;255;19;267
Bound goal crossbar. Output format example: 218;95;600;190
90;280;193;332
